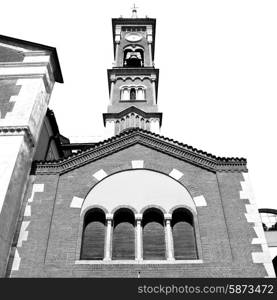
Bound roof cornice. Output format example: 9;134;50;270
0;34;63;83
33;128;247;175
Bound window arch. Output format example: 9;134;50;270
137;87;145;100
130;88;136;100
120;85;146;101
172;208;197;260
112;208;135;260
123;46;144;67
142;208;166;260
121;87;129;100
80;208;106;260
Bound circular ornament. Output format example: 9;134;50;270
125;33;142;42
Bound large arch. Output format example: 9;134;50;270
81;169;197;215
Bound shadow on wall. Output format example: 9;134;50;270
273;256;277;277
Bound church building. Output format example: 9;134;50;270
0;8;275;277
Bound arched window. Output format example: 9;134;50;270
137;87;145;100
81;208;106;260
172;208;197;259
121;88;129;100
124;48;144;67
143;208;165;260
112;208;135;260
120;86;146;101
130;88;136;100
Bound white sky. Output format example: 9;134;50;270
1;0;277;209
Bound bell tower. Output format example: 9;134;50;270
103;6;162;135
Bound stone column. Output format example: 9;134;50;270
115;40;120;66
148;42;152;66
164;214;174;260
135;214;143;261
104;213;113;261
147;26;153;67
110;75;116;104
151;75;156;104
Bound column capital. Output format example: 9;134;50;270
164;213;172;220
135;213;143;221
147;35;153;43
110;74;116;82
106;213;113;220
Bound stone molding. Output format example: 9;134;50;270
0;34;63;83
0;125;34;147
33;129;247;174
0;61;54;93
103;106;162;126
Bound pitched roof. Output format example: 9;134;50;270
33;128;247;174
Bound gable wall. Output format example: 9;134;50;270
8;144;268;277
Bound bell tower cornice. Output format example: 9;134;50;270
107;68;159;102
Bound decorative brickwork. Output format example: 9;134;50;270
33;129;247;175
8;143;269;277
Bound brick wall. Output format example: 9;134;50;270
8;144;267;277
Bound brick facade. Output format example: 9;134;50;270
7;142;268;277
1;15;274;279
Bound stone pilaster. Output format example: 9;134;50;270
0;50;57;276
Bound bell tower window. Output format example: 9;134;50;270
120;86;146;101
130;88;136;100
137;88;144;100
123;47;144;68
121;88;129;100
